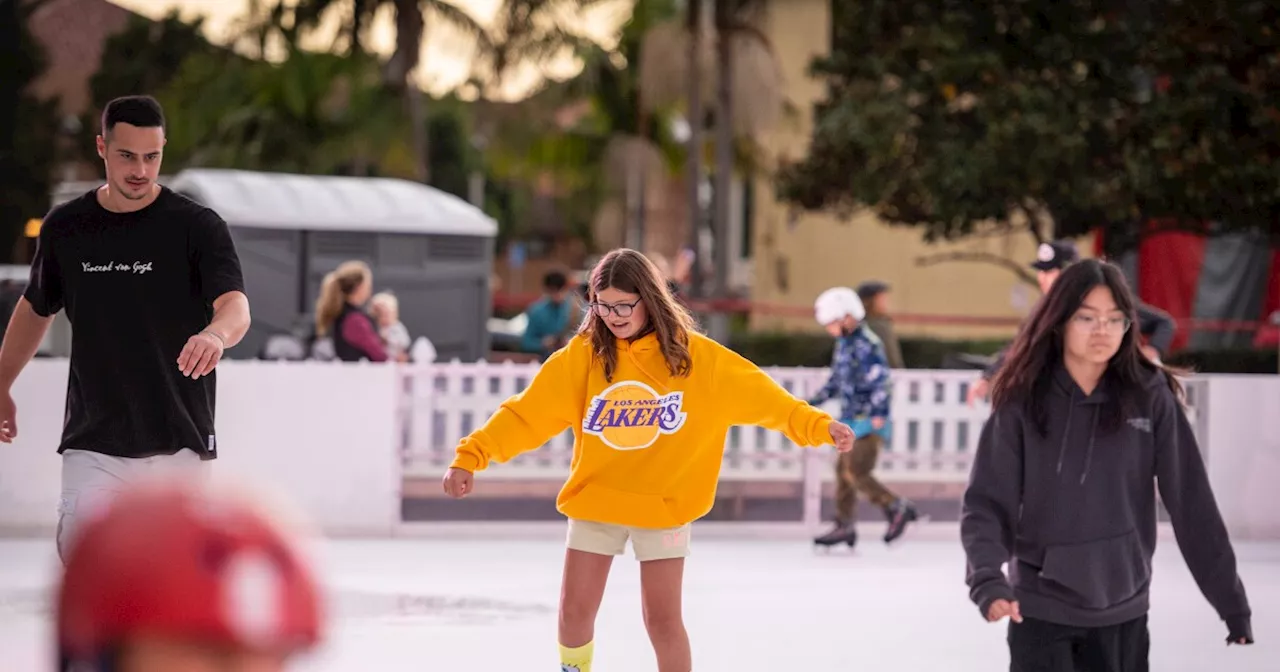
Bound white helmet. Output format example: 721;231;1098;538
814;287;865;325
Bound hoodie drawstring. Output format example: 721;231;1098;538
624;345;668;391
1055;398;1102;484
1079;407;1099;485
1055;401;1075;476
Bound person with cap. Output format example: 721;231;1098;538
56;480;324;672
808;287;919;549
968;240;1176;405
856;280;905;369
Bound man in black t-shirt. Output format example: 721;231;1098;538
0;96;251;561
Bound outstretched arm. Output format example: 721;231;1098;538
451;343;585;472
717;346;834;448
1152;384;1252;643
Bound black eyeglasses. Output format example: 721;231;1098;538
591;299;641;318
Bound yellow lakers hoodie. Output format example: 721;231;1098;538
450;332;836;528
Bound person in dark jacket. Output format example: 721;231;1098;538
961;259;1253;671
969;241;1176;404
856;280;905;369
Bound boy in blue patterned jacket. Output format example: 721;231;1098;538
808;287;919;549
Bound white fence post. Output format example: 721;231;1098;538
801;449;823;528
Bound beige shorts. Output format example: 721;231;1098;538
566;518;692;562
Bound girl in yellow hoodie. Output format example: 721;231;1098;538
442;248;853;672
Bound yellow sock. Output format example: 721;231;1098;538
559;640;594;671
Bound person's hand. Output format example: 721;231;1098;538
177;330;225;379
987;599;1022;623
828;421;854;453
1226;616;1254;645
0;392;16;444
967;378;990;406
1140;344;1162;365
871;417;885;430
442;468;474;498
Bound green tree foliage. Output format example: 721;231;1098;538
485;0;684;243
156;47;405;175
775;1;1280;253
73;11;213;166
1;0;61;260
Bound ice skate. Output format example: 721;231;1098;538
812;523;858;553
883;499;919;544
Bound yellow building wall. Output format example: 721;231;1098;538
749;0;1093;340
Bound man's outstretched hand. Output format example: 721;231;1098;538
0;392;16;443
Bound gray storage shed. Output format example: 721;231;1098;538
168;168;498;362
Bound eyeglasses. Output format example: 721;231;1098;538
1069;314;1132;334
591;299;641;318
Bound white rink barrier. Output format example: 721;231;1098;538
401;363;1004;482
1;360;1278;539
0;359;400;537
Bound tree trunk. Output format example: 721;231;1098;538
684;0;705;297
392;0;429;183
407;85;429;184
706;0;734;342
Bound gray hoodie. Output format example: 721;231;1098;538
961;364;1251;636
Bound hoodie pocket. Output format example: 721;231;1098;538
1036;530;1151;610
559;483;683;529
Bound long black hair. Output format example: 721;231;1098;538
990;258;1185;436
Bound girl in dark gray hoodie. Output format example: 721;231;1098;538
961;259;1253;671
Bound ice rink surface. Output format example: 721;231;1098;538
2;524;1276;671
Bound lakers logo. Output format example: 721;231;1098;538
582;380;687;451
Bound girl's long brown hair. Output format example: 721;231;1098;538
579;248;700;382
990;258;1186;436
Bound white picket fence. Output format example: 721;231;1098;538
397;361;1207;483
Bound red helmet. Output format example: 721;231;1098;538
57;483;324;662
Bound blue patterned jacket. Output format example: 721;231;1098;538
808;324;892;421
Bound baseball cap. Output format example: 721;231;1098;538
1031;241;1080;271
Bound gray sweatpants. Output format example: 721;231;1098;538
57;448;209;563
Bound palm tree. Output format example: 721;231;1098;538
637;0;783;310
284;0;490;184
710;0;777;309
639;0;712;293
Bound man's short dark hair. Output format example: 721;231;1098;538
856;280;890;303
101;96;166;137
543;270;568;292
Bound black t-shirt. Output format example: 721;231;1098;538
23;187;245;460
